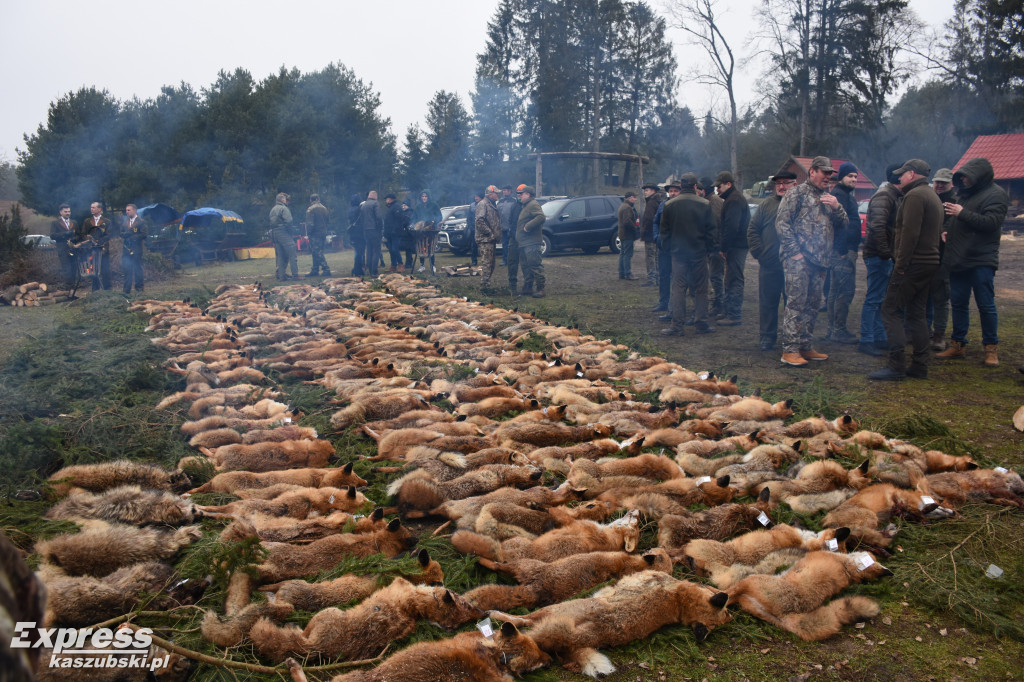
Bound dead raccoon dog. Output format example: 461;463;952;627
259;549;442;611
47;461;191;498
197;485;369;520
199;439;335;472
41;562;205;627
46;485;195;526
257;519;417;581
489;570;731;679
36;523;203;578
656;489;774;547
329;622;550;682
391;464;544;511
466;548;672;611
683;525;852;588
248;578;483;663
189;462;365;494
726;550;891;641
453;511;640;563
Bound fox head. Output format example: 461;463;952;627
681;585;731;642
493;622;552;674
425;585;484;628
607;510;641;552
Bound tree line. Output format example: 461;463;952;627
14;0;1022;227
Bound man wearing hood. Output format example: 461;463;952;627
826;161;862;344
269;193;299;281
747;171;796;350
858;164;903;357
935;157;1009;367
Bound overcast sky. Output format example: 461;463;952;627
1;0;952;163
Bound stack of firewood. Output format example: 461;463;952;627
1;282;75;306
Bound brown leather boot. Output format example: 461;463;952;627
983;344;999;367
780;352;808;367
935;340;966;359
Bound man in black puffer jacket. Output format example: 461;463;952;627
935;157;1009;367
827;161;862;344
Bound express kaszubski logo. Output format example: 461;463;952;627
10;622;171;671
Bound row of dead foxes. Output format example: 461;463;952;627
25;276;1024;682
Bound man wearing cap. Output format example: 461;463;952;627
640;183;664;287
358;190;385;277
747;172;796;350
269;192;299;281
516;185;546;297
715;171;751;326
659;172;717;336
868;159;944;380
507;183;527;294
618;192;640;280
476;185;503;292
498;185;517;266
306;194;331;277
935;157;1009;367
926;169;955;350
826;161;862;344
652;180;681;316
858;163;903;357
776;156;848;366
702;176;726;318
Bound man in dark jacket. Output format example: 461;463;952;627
121;203;146;294
269;192;299;281
516;185;546;297
869;159;944;380
507;184;526;293
498;185;517;266
660;173;717;337
927;169;955;350
652;180;680;316
383;194;405;273
347;193;365;276
80;201;113;290
857;164;902;356
358;190;384;277
826;161;862;344
306;194;331;277
640;184;663;286
747;171;796;351
617;192;639;280
935;157;1009;367
703;176;725;317
715;171;750;325
50;203;78;285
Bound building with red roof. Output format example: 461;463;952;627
954;133;1024;207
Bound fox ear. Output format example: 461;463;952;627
692;623;710;643
443;590;454;604
371;507;384;521
753;386;762;397
858;459;870;473
834;527;851;542
758;487;771;502
842;414;853;424
529;470;543;481
728;375;738;384
792;440;803;451
643;553;656;565
343;461;354;474
966;461;979;470
715;475;730;488
347;486;357;498
418;548;430;566
784;398;794;408
709;592;729;609
371;357;380;365
500;621;519;637
387;518;401;532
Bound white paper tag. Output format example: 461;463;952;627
329;495;335;504
699;372;710;380
985;564;1004;579
827;538;839;552
995;467;1008;474
352;514;365;519
474;367;479;373
695;476;712;485
476;617;494;638
856;555;874;571
757;512;771;527
576;371;584;377
659;448;665;456
284;416;292;423
920;496;935;506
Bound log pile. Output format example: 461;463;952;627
1;282;75;306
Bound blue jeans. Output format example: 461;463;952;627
859;256;892;344
619;239;635;277
950;266;998;346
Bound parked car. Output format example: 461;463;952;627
437;204;473;255
538;195;624;255
22;234;56;249
858;200;869;238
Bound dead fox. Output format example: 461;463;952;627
188;427;244;448
657;489;774;547
726;550;891;640
456;396;541;418
329;621;550;682
200;601;296;647
36;523;203;578
199;439;335;472
248;578;483;662
597;475;735;510
474;499;613;540
526;435;643;468
220;508;381;544
330;392;431;429
453;511;640;563
46;485;195;525
241;425;320;444
755;460;871;502
494;422;613;448
46;460;191;497
189;462;366;494
197;485;369;520
426;481;587;525
257;519;417;581
491;570;731;679
822;483;955;550
924;468;1024;508
781;414;858;438
466;548;672;611
392;465;543;511
259;548;443;612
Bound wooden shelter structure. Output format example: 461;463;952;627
527;151;652;196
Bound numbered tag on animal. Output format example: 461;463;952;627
856;555;875;571
995;467;1008;474
695;476;712;486
920;496;935;506
329;495;335;504
476;617;494;639
284;417;292;424
827;538;839;552
757;512;771;527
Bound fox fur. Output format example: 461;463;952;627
392;464;543;511
596;475;735;509
47;461;191;497
196;485;368;520
923;468;1024;508
329;622;550;682
474;499;613;540
822;484;954;549
491;571;731;678
361;409;454;432
754;460;871;502
241;425;320;444
330;392;431;429
248;578;483;662
455;396;541;418
656;490;774;547
466;548;672;611
453;511;640;563
782;414;858;438
220;509;381;544
180;414;297;437
257;519;417;581
726;551;890;640
188;427;244;448
695;398;795;422
427;482;586;525
494;422;613;448
189;462;365;494
526;436;642;468
199;439;334;472
200;601;296;647
46;485;195;525
36;523;203;578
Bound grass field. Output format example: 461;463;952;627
1;242;1022;681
